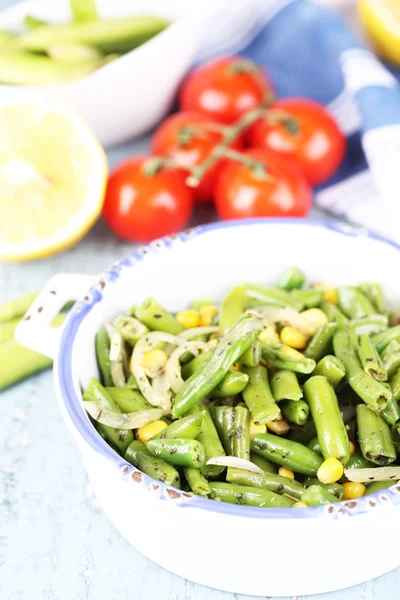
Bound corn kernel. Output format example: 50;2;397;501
199;305;217;326
230;362;241;371
301;308;328;334
266;417;290;435
136;420;168;443
258;325;280;345
281;346;303;360
280;326;308;350
342;482;366;500
292;501;306;508
250;420;266;435
141;349;168;378
317;457;344;484
279;467;295;479
313;282;338;305
349;440;356;455
176;309;200;329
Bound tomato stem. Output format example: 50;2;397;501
221;148;274;181
142;156;179;176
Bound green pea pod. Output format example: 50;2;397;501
181;351;213;380
125;441;180;488
302;485;338;506
304;322;337;362
261;344;316;374
250;452;278;474
106;387;152;412
280;399;309;426
275;266;306;291
95;328;113;387
226;467;305;500
242;365;281;424
250;433;323;475
135;297;183;334
210;406;234;455
291;289;324;309
232;405;251;460
155;412;203;440
389;366;400;401
307;437;321;454
219;285;246;334
304;375;350;465
196;406;226;478
337;287;375;319
381;340;400;377
349;314;388;337
372;325;400;353
146;438;205;469
83;377;133;454
211;371;249;398
358;283;385;314
184;467;211;496
339;451;372;483
320;302;349;326
364;480;394;495
381;396;400;426
302;477;344;500
239;342;261;367
356;404;396;466
209;482;295;508
270;369;303;402
313;355;345;388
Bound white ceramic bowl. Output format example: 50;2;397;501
16;220;400;597
0;0;205;147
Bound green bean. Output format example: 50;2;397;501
146;438;205;469
372;326;400;353
287;418;317;445
242;365;281;424
359;283;384;313
304;375;350;464
184;467;211;496
304;322;337;361
307;437;321;454
270;369;303;402
337;286;375;319
320;302;348;326
389;366;400;401
261;344;316;374
280;400;309;426
135;297;183;335
357;333;387;381
196;406;226;478
95;328;113;386
209;482;295;508
173;314;263;417
356;404;396;465
250;452;278;474
106;387;152;412
339;451;372;483
70;0;97;22
232;406;251;460
20;16;170;54
83;377;133;453
155;412;203;440
302;477;344;500
125;441;180;487
226;467;305;499
211;371;249;398
190;298;214;310
364;480;394;495
244;284;304;311
113;315;149;346
181;351;213;380
0;291;38;323
239;342;261;367
381;340;400;377
333;328;390;413
210;406;234;454
349;314;388;337
291;289;324;308
219;286;246;334
313;355;345;388
250;433;323;475
302;485;338;506
275;266;306;291
381;396;400;426
0;318;20;344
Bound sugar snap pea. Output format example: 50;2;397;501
125;441;180;487
181;351;213;380
250;433;323;475
250;452;278;474
381;340;400;377
358;283;385;314
196;406;226;478
302;477;344;499
261;344;316;374
313;355;345;388
211;371;249;398
239;342;261;367
226;467;305;499
304;322;337;362
356;404;396;465
155;412;203;440
270;369;303;402
302;484;339;506
337;287;375;319
372;325;400;353
291;289;323;308
135;297;183;335
275;266;306;291
184;467;211;496
242;365;281;424
146;438;205;469
280;399;309;426
106;387;152;412
350;314;388;337
209;482;295;508
364;480;395;495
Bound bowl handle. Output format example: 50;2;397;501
15;273;94;360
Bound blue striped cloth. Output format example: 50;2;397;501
194;0;400;242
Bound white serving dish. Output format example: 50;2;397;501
16;219;400;597
0;0;205;147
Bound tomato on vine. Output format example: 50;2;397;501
179;56;273;124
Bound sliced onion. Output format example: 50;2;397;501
206;456;264;474
152;372;172;413
166;341;208;394
84;401;163;429
106;324;127;388
255;306;314;335
344;466;400;483
180;326;219;339
109;328;123;361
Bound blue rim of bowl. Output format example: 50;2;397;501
56;218;400;519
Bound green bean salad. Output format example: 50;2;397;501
83;267;400;508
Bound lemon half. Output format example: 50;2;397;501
359;0;400;66
0;103;107;262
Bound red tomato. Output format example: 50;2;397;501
247;99;346;186
103;157;194;243
151;111;242;202
215;148;312;220
179;56;273;124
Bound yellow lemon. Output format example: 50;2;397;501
0;102;107;261
359;0;400;66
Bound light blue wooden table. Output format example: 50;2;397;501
0;2;399;598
